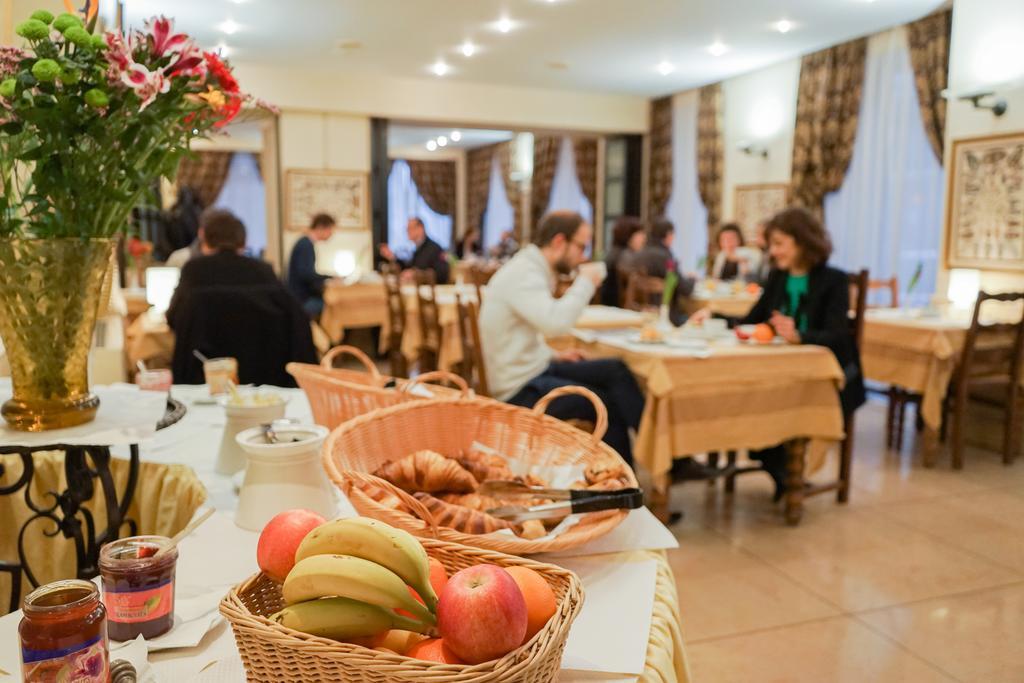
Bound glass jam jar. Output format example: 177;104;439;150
20;579;108;683
98;535;178;641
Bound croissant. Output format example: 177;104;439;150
374;450;477;494
439;492;505;512
460;448;509;469
357;482;410;513
585;461;625;485
414;492;517;534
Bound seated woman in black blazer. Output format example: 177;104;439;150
693;207;866;499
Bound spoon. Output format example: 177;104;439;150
153;507;215;559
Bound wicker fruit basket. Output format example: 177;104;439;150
288;345;468;430
323;386;639;555
219;538;584;682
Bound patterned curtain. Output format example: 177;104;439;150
497;141;522;241
648;96;673;219
408;159;456;217
531;135;561;226
697;84;724;241
906;9;952;163
176;151;234;208
574;138;599;214
790;38;868;216
466;145;494;233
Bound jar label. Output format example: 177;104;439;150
104;579;173;624
22;634;108;682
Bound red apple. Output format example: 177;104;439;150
437;564;527;664
256;509;326;582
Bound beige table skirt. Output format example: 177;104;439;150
641;549;691;683
321;282;389;342
1;454;207;612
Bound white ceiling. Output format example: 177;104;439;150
123;0;946;96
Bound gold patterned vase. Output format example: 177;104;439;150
0;238;116;431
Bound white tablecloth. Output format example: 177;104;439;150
0;385;681;683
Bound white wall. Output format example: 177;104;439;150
720;59;801;221
278;111;374;275
941;0;1024;293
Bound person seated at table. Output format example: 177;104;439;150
600;215;645;307
632;217;696;324
287;213;335;318
692;207;867;499
455;226;483;260
479;211;644;466
167;209;316;386
746;221;773;285
491;230;520;261
711;223;762;281
379;217;450;283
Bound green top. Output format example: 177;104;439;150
785;274;809;332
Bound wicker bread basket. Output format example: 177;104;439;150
219;538;584;682
288;345;468;430
322;386;639;555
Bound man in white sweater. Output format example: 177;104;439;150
480;211;645;465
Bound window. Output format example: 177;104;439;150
664;91;710;272
212;153;266;258
387;160;453;254
481;153;515;251
546;136;594;224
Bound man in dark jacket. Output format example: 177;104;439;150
287;213;335;318
379;217;450;283
632;217;696;324
167;208;316;386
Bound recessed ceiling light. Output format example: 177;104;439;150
218;19;240;35
496;16;513;33
228;0;246;4
461;41;476;57
450;130;462;142
437;136;448;147
426;140;438;151
431;60;450;76
707;41;729;57
774;19;794;34
656;60;675;76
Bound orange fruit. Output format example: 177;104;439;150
504;566;557;643
752;323;775;343
745;282;761;295
406;638;465;664
400;557;449;616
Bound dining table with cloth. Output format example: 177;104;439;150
319;280;389;343
0;384;692;683
561;329;847;522
686;281;759;318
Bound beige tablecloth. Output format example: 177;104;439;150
321;281;389;342
574;338;846;493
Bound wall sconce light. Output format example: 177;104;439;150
738;142;768;159
947;268;981;310
958;91;1008;117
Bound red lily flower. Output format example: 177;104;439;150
147;17;190;58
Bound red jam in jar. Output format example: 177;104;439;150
19;579;109;683
98;535;178;641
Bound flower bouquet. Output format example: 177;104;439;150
0;5;265;430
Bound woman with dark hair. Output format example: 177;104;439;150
693;207;866;498
711;222;761;281
600;216;645;306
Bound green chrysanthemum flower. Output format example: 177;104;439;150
52;13;83;33
0;79;16;99
15;19;50;41
31;58;61;83
29;10;55;25
64;26;92;49
90;34;107;51
84;88;108;108
59;68;81;85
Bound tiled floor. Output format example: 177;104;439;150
665;400;1024;682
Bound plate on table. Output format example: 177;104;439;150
628;333;667;345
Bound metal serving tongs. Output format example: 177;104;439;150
480;480;644;522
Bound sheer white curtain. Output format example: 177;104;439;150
664;91;709;272
212;153;266;257
824;27;944;307
546;136;593;224
481;153;515;250
387;160;453;255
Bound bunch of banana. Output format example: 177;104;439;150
272;517;440;641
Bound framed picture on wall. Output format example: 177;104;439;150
945;132;1024;272
733;183;789;242
284;169;369;232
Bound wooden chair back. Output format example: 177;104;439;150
466;263;497;304
868;276;899;308
381;263;408;377
959;291;1024;384
847;269;869;347
413;269;441;372
454;293;490;397
615;267;634;308
623;272;666;312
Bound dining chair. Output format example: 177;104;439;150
615;267;635;308
623;272;666;312
381;264;408;378
467;263;496;304
946;291;1024;469
413;268;441;373
453;293;490;397
868;276;899;308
